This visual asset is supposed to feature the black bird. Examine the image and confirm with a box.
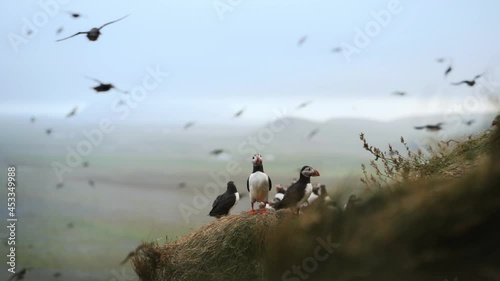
[86,76,128,94]
[30,117,36,123]
[247,154,272,213]
[66,106,78,118]
[209,181,240,218]
[56,27,64,34]
[492,115,500,126]
[414,123,444,132]
[183,122,195,130]
[307,129,319,140]
[392,91,407,96]
[464,119,475,126]
[451,74,483,87]
[120,251,135,265]
[296,101,312,110]
[8,267,32,281]
[444,65,453,77]
[233,108,245,118]
[274,166,320,213]
[210,149,224,156]
[297,35,307,46]
[57,14,129,42]
[344,194,361,212]
[56,182,63,189]
[436,57,446,63]
[46,129,52,135]
[67,11,83,19]
[331,47,343,53]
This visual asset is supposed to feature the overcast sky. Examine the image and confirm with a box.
[1,0,500,124]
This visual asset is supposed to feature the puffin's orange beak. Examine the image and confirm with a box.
[312,169,320,176]
[256,158,262,165]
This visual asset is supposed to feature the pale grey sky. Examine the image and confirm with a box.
[1,0,500,124]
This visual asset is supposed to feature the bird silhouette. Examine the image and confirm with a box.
[296,101,312,110]
[46,129,53,135]
[414,123,444,132]
[210,149,224,156]
[233,108,245,118]
[297,35,307,46]
[56,14,129,42]
[86,76,128,93]
[56,182,63,189]
[444,65,453,77]
[56,27,64,34]
[183,122,195,130]
[308,129,319,140]
[8,267,32,281]
[83,161,89,167]
[53,272,61,278]
[67,11,84,19]
[436,57,446,63]
[451,74,483,87]
[331,47,343,53]
[392,91,407,96]
[30,117,36,123]
[67,222,74,229]
[66,106,78,118]
[88,180,95,187]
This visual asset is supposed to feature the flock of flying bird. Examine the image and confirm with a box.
[209,154,359,218]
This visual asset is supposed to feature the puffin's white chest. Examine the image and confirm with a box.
[229,192,240,213]
[297,183,313,207]
[249,172,270,202]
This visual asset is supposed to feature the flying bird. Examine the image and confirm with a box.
[444,65,453,78]
[297,35,307,46]
[88,180,95,187]
[436,57,446,63]
[210,149,224,156]
[67,222,74,229]
[178,182,186,188]
[120,251,136,265]
[66,106,78,118]
[392,91,407,96]
[233,108,245,118]
[451,74,483,87]
[86,76,128,93]
[247,154,272,213]
[307,129,319,140]
[209,181,240,218]
[67,11,84,19]
[30,117,36,123]
[296,101,312,110]
[82,161,89,167]
[56,14,129,42]
[53,272,61,278]
[46,129,52,135]
[8,267,32,281]
[414,123,444,132]
[273,166,320,213]
[183,122,195,130]
[331,47,343,53]
[56,182,63,189]
[56,27,64,34]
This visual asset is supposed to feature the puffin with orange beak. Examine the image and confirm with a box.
[274,166,320,213]
[247,154,272,213]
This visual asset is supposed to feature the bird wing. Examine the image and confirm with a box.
[212,194,223,208]
[267,176,272,191]
[277,182,304,209]
[474,74,482,80]
[246,177,250,192]
[451,81,467,85]
[99,14,130,30]
[84,76,104,84]
[414,126,425,130]
[209,193,236,216]
[56,31,87,42]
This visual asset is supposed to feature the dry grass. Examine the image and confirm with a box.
[133,127,500,281]
[132,210,293,281]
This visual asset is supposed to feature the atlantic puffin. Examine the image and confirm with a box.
[209,181,240,218]
[247,154,272,213]
[274,166,320,213]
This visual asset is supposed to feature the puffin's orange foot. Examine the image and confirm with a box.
[259,209,267,214]
[248,210,257,214]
